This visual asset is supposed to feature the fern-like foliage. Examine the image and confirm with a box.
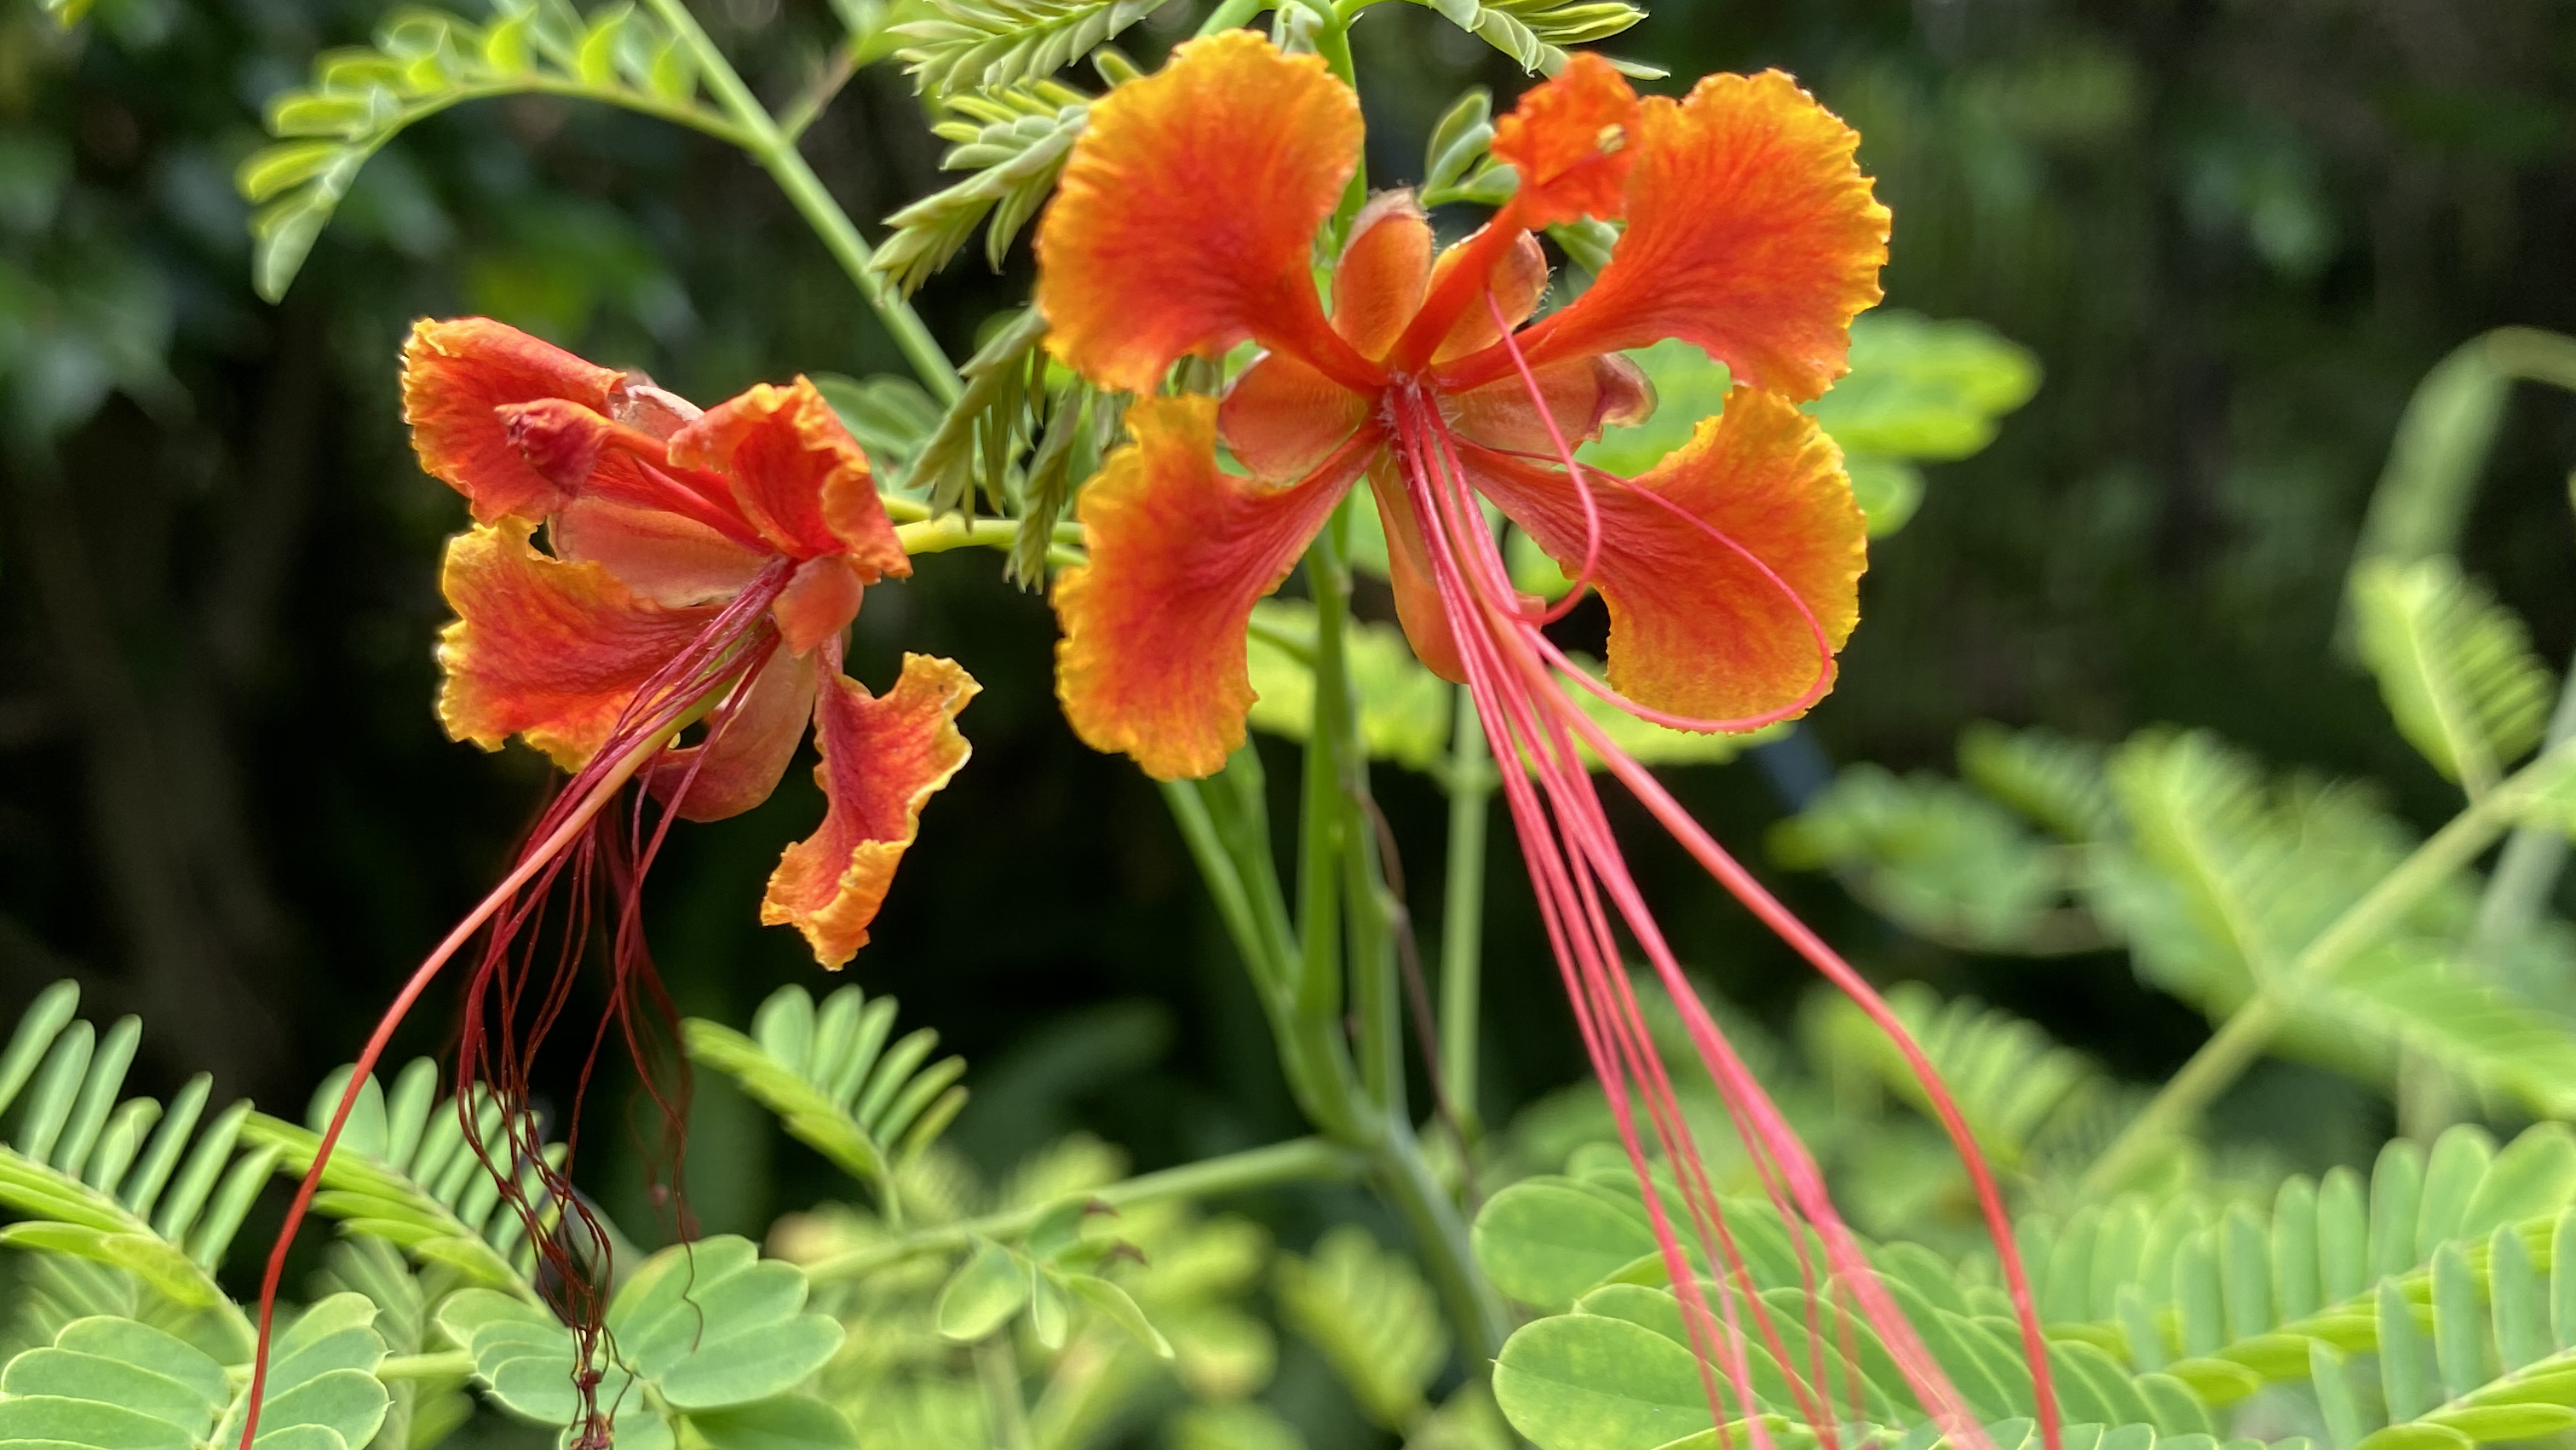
[235,0,738,302]
[871,83,1089,296]
[1278,1225,1449,1430]
[239,1057,574,1298]
[1414,0,1647,75]
[2020,1122,2576,1450]
[684,984,968,1213]
[897,0,1167,95]
[0,981,273,1355]
[2350,556,2556,797]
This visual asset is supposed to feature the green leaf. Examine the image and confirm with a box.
[1245,598,1453,774]
[686,984,967,1204]
[1277,1226,1448,1430]
[1808,313,2042,462]
[896,0,1170,95]
[1068,1273,1174,1358]
[2350,556,2555,792]
[687,1395,861,1450]
[1772,764,2090,954]
[1492,1312,1711,1450]
[1407,0,1647,76]
[1470,1178,1660,1312]
[870,84,1089,296]
[936,1240,1031,1342]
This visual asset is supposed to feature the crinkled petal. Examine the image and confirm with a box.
[1446,352,1653,456]
[552,494,768,607]
[1218,349,1370,480]
[650,646,819,823]
[1034,31,1376,394]
[761,653,977,967]
[403,318,622,523]
[1366,461,1465,682]
[1463,388,1865,722]
[1489,70,1888,402]
[434,518,724,769]
[669,378,907,575]
[1053,395,1362,780]
[1490,54,1641,227]
[497,397,762,549]
[1333,192,1433,360]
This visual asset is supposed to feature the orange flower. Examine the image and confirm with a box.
[1038,33,1884,780]
[405,316,974,966]
[1033,38,2061,1450]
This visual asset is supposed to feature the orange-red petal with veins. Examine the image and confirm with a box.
[1490,54,1640,228]
[1480,70,1888,402]
[1333,192,1433,360]
[1427,230,1548,365]
[1053,395,1362,780]
[1366,462,1466,683]
[761,653,977,967]
[1033,32,1376,394]
[404,318,622,523]
[1446,352,1653,455]
[774,555,867,656]
[669,379,907,576]
[499,397,762,548]
[1463,388,1865,722]
[1218,350,1369,480]
[552,494,768,607]
[434,518,724,770]
[650,646,819,823]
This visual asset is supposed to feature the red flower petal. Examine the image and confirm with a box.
[1463,388,1865,722]
[668,379,907,576]
[1333,191,1433,360]
[1446,352,1652,455]
[403,318,622,523]
[651,646,819,823]
[552,494,768,607]
[762,653,977,967]
[434,518,725,769]
[1423,229,1547,365]
[773,555,868,657]
[1034,32,1376,394]
[1366,463,1466,682]
[1481,70,1888,402]
[1053,396,1361,780]
[1490,54,1641,228]
[1218,350,1371,481]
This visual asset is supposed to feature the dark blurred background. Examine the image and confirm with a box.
[4,0,2574,1243]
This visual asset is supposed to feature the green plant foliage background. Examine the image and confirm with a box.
[6,0,2576,1447]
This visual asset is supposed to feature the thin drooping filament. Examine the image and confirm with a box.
[1389,302,2061,1450]
[235,561,794,1450]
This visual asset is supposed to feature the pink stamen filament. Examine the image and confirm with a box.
[1387,298,2061,1448]
[236,559,794,1450]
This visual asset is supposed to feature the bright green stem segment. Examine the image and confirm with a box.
[808,1136,1360,1280]
[1440,686,1493,1141]
[2084,742,2576,1194]
[639,0,961,403]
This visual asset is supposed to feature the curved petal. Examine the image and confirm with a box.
[1463,388,1865,722]
[403,318,622,523]
[1490,53,1640,228]
[1033,31,1376,394]
[1333,191,1433,360]
[552,494,768,607]
[1425,229,1548,365]
[434,518,724,769]
[1482,70,1889,402]
[650,646,819,824]
[761,653,977,967]
[1446,352,1652,456]
[1366,461,1465,683]
[773,555,867,656]
[670,378,906,575]
[1218,349,1370,480]
[1053,395,1362,780]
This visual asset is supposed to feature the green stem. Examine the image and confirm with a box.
[1304,515,1401,1113]
[807,1136,1360,1280]
[2083,744,2576,1194]
[2468,645,2576,965]
[1439,685,1492,1141]
[974,1336,1036,1450]
[638,0,961,403]
[1309,5,1367,240]
[1371,1108,1510,1367]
